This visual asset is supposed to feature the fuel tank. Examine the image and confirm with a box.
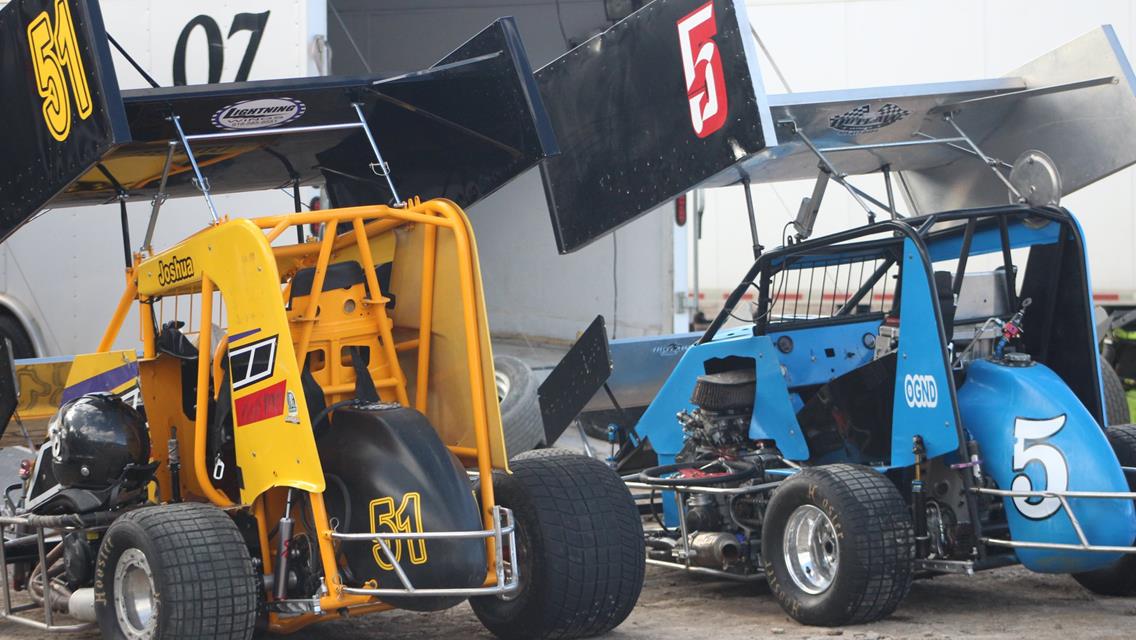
[317,405,486,611]
[958,358,1136,573]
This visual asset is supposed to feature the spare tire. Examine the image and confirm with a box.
[494,355,544,456]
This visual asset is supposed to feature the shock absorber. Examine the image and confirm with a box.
[274,489,296,600]
[167,426,181,503]
[912,436,930,558]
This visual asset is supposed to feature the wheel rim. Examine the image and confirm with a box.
[495,370,511,403]
[783,504,840,595]
[114,548,158,639]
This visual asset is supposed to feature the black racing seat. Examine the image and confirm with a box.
[289,261,396,308]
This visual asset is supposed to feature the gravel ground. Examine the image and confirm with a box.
[1,564,1133,639]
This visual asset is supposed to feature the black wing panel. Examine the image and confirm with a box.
[0,0,128,241]
[536,0,769,253]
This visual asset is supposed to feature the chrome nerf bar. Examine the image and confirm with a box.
[331,506,520,598]
[974,486,1136,554]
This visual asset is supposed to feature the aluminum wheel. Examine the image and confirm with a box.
[783,504,840,595]
[114,548,158,639]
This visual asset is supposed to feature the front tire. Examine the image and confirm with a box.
[1073,424,1136,595]
[470,452,644,639]
[763,464,914,626]
[95,503,258,640]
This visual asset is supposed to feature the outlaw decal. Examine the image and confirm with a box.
[828,103,910,135]
[157,255,195,287]
[676,1,728,138]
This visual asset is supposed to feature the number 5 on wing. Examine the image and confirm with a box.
[27,0,93,142]
[676,1,728,138]
[1011,415,1069,520]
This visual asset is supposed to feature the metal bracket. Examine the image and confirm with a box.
[351,102,404,206]
[170,114,221,224]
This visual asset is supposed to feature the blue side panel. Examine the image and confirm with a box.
[750,337,809,460]
[925,220,1060,263]
[958,359,1135,573]
[635,332,806,459]
[767,319,878,389]
[891,238,960,467]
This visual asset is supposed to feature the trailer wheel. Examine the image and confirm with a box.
[470,452,644,639]
[1073,424,1136,595]
[1102,357,1130,425]
[0,315,34,358]
[763,464,914,626]
[94,503,257,640]
[495,355,545,456]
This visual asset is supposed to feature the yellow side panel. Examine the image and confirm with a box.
[138,219,324,501]
[388,212,509,470]
[62,350,140,406]
[14,359,72,419]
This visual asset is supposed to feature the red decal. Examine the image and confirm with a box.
[677,1,728,138]
[235,380,286,427]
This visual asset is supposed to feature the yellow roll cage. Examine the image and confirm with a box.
[94,197,510,631]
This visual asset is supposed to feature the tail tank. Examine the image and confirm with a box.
[958,358,1135,573]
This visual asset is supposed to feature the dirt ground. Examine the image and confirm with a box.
[1,564,1133,639]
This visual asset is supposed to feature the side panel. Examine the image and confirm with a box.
[958,360,1135,573]
[635,329,805,458]
[137,220,324,500]
[890,237,960,467]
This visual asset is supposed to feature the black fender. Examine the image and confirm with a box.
[317,404,485,611]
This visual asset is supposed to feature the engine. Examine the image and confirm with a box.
[644,368,776,577]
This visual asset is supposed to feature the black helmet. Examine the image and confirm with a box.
[49,393,150,489]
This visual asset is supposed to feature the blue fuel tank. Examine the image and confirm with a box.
[957,358,1135,573]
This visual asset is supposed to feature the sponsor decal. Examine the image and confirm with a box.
[228,335,278,391]
[829,103,910,135]
[1011,415,1068,520]
[234,379,286,427]
[211,97,305,130]
[285,389,299,424]
[157,255,195,287]
[652,341,692,357]
[676,1,728,138]
[903,374,938,409]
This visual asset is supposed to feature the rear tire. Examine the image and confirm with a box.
[470,452,644,639]
[95,503,258,640]
[495,355,544,456]
[1073,424,1136,595]
[763,464,914,626]
[1102,357,1130,425]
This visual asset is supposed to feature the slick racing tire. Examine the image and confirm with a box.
[95,503,258,640]
[1102,357,1130,425]
[495,355,545,456]
[471,452,644,639]
[1073,424,1136,596]
[763,464,914,626]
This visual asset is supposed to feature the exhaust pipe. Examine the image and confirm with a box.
[688,532,741,569]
